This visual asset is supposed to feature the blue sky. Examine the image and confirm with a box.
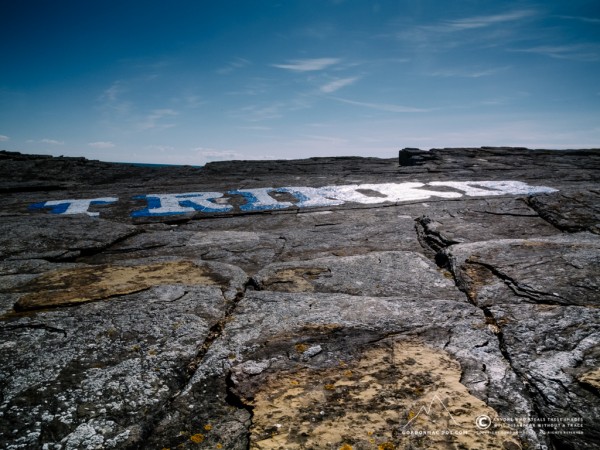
[1,0,599,164]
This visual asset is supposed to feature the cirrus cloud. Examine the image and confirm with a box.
[320,77,360,93]
[272,57,341,72]
[88,141,115,149]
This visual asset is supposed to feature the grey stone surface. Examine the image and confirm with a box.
[443,232,600,449]
[0,215,136,261]
[144,291,539,449]
[0,285,228,449]
[0,147,599,449]
[444,233,600,308]
[253,251,463,300]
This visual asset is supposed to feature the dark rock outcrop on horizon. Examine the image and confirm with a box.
[0,147,599,450]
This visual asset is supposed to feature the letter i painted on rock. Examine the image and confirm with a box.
[29,198,118,216]
[131,192,233,217]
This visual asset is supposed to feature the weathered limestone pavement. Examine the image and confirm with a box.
[0,147,598,450]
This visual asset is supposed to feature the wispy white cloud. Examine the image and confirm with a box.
[272,57,341,72]
[0,134,9,142]
[27,138,65,145]
[320,76,360,93]
[557,15,600,25]
[138,109,178,130]
[217,57,251,75]
[88,141,115,149]
[427,66,509,78]
[238,126,272,131]
[99,80,132,115]
[184,95,204,108]
[300,23,337,39]
[392,9,538,51]
[231,103,284,122]
[514,44,600,62]
[440,9,537,31]
[331,97,430,113]
[145,145,176,152]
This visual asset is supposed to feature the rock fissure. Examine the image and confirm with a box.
[135,287,250,449]
[0,322,68,337]
[467,259,568,305]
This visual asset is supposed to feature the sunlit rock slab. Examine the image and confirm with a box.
[144,291,540,449]
[253,251,463,301]
[0,285,228,449]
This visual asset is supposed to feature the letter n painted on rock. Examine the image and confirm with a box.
[29,198,118,216]
[131,192,233,217]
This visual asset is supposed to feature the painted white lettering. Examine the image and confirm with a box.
[428,181,558,196]
[28,180,559,218]
[132,192,232,217]
[319,185,387,204]
[276,186,345,208]
[229,188,293,211]
[29,198,118,216]
[359,183,463,202]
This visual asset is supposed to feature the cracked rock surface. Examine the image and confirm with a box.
[0,147,599,449]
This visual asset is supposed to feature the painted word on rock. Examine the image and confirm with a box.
[30,180,558,218]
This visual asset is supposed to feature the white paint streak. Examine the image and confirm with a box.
[31,180,558,217]
[40,198,118,216]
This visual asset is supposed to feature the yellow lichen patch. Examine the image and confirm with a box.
[578,368,600,390]
[295,343,309,354]
[13,260,221,310]
[204,424,213,431]
[378,442,395,450]
[248,341,522,450]
[260,267,329,293]
[190,433,205,444]
[339,445,353,450]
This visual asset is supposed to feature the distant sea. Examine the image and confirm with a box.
[111,162,203,168]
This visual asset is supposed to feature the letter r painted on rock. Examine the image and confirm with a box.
[131,192,233,217]
[29,198,118,216]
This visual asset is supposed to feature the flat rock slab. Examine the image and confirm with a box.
[143,291,539,449]
[253,251,463,300]
[415,197,560,253]
[528,189,600,234]
[445,232,600,308]
[0,215,136,261]
[9,258,248,311]
[0,285,229,449]
[444,232,600,448]
[490,303,600,450]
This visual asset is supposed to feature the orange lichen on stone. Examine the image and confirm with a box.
[295,343,309,353]
[13,260,221,310]
[260,267,330,293]
[204,424,213,431]
[248,340,522,450]
[378,442,395,450]
[190,433,205,444]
